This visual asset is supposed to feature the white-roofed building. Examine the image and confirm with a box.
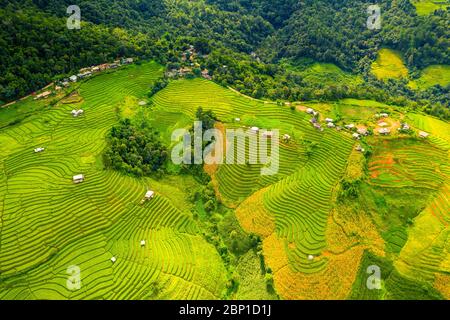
[345,124,355,130]
[73,174,85,184]
[71,109,84,117]
[250,127,259,133]
[378,128,391,135]
[357,128,368,136]
[145,190,155,200]
[419,131,429,138]
[34,147,45,153]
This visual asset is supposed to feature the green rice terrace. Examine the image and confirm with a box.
[0,62,449,300]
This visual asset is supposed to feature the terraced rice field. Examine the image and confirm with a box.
[368,138,447,189]
[0,62,227,299]
[412,0,449,15]
[371,49,409,80]
[152,78,360,297]
[408,65,450,90]
[1,70,449,300]
[284,61,363,87]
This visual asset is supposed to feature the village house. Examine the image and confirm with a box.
[122,58,134,64]
[419,131,429,138]
[250,127,260,134]
[355,145,365,152]
[73,174,85,184]
[71,109,84,117]
[69,75,78,82]
[314,123,323,131]
[327,122,335,128]
[141,190,155,205]
[201,69,212,80]
[352,133,361,140]
[145,190,155,200]
[77,71,92,79]
[376,113,389,118]
[234,118,241,122]
[34,147,45,153]
[325,118,334,123]
[378,128,391,135]
[306,108,315,114]
[378,122,388,127]
[111,257,117,263]
[283,134,291,141]
[345,124,355,130]
[98,64,109,71]
[178,67,192,75]
[140,240,146,247]
[357,128,368,136]
[34,91,52,100]
[399,123,410,131]
[91,66,100,72]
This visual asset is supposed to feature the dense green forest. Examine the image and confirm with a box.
[0,0,448,118]
[103,118,168,177]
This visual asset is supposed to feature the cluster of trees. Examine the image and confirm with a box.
[339,178,362,200]
[176,107,219,213]
[180,107,218,181]
[103,119,168,177]
[148,78,168,97]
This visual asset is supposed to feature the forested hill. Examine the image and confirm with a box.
[0,0,448,118]
[260,0,449,72]
[0,0,271,101]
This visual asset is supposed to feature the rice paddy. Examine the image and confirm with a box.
[1,63,449,300]
[371,49,409,80]
[408,65,450,90]
[0,62,227,299]
[412,0,449,15]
